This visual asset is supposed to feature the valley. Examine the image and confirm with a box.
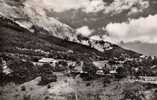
[0,1,157,99]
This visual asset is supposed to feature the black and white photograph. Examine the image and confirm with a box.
[1,0,157,100]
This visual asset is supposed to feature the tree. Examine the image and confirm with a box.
[153,56,157,65]
[9,60,38,84]
[115,67,127,80]
[39,63,57,85]
[54,61,68,72]
[103,64,110,74]
[82,62,97,80]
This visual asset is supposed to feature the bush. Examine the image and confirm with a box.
[47,84,51,89]
[23,94,31,100]
[39,74,57,85]
[86,83,91,86]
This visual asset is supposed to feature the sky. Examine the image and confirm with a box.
[105,15,157,43]
[24,0,149,14]
[1,0,157,44]
[24,0,105,13]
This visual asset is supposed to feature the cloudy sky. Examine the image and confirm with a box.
[24,0,149,14]
[23,0,157,43]
[1,0,157,44]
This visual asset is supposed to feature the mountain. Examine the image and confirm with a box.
[0,16,142,86]
[0,0,142,61]
[120,41,157,56]
[77,35,141,59]
[0,16,103,62]
[0,0,78,42]
[0,16,141,63]
[1,1,157,100]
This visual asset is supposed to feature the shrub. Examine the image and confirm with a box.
[47,84,51,89]
[86,83,91,87]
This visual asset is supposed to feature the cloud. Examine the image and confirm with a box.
[104,0,149,15]
[105,14,157,43]
[2,0,150,18]
[83,0,105,13]
[102,35,117,43]
[76,26,93,37]
[23,0,105,13]
[89,35,117,44]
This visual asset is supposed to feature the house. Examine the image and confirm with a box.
[96,70,105,75]
[38,58,58,66]
[39,58,56,63]
[32,62,44,66]
[109,70,117,74]
[93,60,111,75]
[67,61,76,67]
[93,60,110,70]
[71,61,87,74]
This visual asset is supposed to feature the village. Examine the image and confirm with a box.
[2,56,157,100]
[32,57,119,76]
[1,55,157,84]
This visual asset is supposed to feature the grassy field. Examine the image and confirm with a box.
[1,72,157,100]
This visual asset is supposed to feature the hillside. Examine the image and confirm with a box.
[0,16,104,62]
[0,0,141,60]
[0,16,141,63]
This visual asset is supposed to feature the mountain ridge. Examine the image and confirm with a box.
[120,41,157,56]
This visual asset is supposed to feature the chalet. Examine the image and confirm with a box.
[93,60,110,70]
[93,60,111,75]
[39,58,56,63]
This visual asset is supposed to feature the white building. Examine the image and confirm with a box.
[38,58,58,66]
